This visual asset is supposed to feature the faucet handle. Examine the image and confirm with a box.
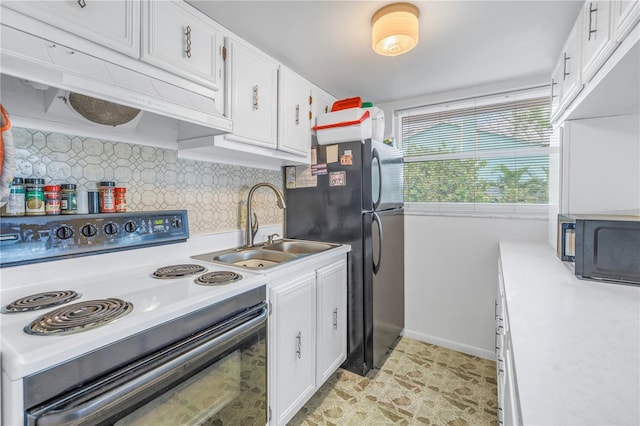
[267,233,280,245]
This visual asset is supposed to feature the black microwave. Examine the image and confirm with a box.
[557,214,640,285]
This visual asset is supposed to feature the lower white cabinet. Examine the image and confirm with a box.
[316,261,348,385]
[496,258,522,426]
[269,257,347,425]
[271,272,317,426]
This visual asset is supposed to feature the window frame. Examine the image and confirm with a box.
[395,86,555,219]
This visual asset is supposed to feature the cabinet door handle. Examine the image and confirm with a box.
[185,25,192,58]
[588,3,598,41]
[551,79,558,98]
[333,308,338,330]
[563,53,570,80]
[77,0,86,8]
[253,85,259,110]
[295,104,300,125]
[296,331,302,359]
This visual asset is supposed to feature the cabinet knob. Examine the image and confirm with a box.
[77,0,86,8]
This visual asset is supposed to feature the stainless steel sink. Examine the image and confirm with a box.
[262,240,334,255]
[191,239,338,270]
[214,249,296,265]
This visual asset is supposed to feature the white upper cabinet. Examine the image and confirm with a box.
[311,85,337,126]
[2,0,140,58]
[141,1,223,90]
[559,12,584,110]
[581,1,616,83]
[223,37,278,149]
[550,60,564,118]
[612,0,640,42]
[278,66,312,156]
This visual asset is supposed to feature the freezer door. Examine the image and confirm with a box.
[367,139,404,212]
[371,208,404,369]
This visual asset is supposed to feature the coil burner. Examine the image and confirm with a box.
[2,290,81,314]
[25,298,133,336]
[195,271,243,286]
[152,264,207,279]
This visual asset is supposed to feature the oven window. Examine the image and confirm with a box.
[116,334,266,426]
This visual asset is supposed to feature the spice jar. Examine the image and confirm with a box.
[44,185,62,215]
[115,187,127,213]
[99,181,116,213]
[25,178,46,216]
[1,177,25,216]
[61,183,77,214]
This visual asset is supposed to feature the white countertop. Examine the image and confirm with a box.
[499,241,640,426]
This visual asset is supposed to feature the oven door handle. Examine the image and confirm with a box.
[33,305,268,426]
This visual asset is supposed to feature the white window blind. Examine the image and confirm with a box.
[396,88,553,217]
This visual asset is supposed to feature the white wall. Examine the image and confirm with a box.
[562,114,640,215]
[403,214,548,359]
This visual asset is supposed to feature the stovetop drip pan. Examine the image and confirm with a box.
[25,298,133,336]
[2,290,81,314]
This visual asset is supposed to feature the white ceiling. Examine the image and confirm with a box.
[187,1,583,104]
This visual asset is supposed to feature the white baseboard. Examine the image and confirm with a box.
[401,329,496,361]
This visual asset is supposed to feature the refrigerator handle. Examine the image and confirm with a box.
[372,212,383,275]
[372,148,382,211]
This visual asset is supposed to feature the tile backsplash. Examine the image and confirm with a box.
[12,127,283,235]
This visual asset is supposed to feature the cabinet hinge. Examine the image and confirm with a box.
[222,46,227,61]
[268,301,272,315]
[268,407,272,421]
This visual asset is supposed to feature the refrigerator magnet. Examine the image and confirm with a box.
[311,164,328,176]
[329,171,346,187]
[340,150,353,166]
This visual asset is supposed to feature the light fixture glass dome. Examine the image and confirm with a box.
[372,3,419,57]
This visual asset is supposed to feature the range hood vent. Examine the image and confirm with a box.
[0,25,232,147]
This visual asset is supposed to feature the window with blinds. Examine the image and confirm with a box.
[397,88,553,215]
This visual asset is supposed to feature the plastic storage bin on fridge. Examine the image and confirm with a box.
[313,108,372,145]
[363,106,385,142]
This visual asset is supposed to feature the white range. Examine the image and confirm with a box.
[1,210,269,426]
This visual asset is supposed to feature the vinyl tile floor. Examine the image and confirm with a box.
[288,337,498,426]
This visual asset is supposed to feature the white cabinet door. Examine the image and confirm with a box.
[311,85,336,127]
[612,0,640,42]
[581,1,615,82]
[550,60,563,119]
[278,66,312,156]
[141,1,223,90]
[559,12,584,110]
[223,37,278,149]
[315,260,347,386]
[271,273,316,426]
[2,0,140,58]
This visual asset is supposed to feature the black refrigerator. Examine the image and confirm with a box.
[284,138,404,376]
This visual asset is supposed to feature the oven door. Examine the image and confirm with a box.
[27,304,267,426]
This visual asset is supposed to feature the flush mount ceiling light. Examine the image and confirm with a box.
[372,2,420,57]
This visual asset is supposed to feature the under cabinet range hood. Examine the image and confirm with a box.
[0,25,232,147]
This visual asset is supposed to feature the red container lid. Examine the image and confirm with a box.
[44,185,61,191]
[115,187,126,192]
[331,97,362,112]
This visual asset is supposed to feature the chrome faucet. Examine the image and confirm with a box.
[245,182,286,247]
